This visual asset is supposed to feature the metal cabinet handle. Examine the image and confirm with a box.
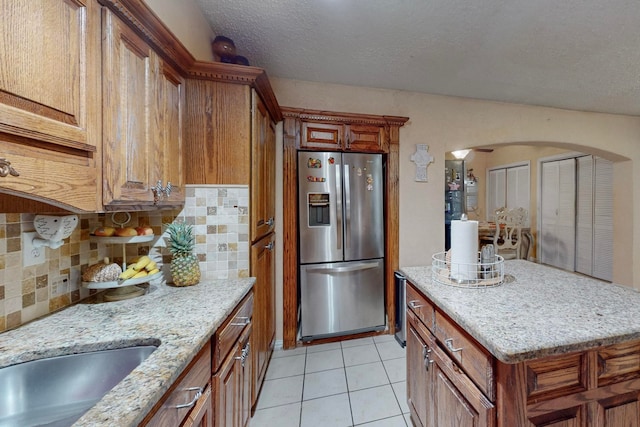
[174,386,203,409]
[266,217,274,226]
[0,158,19,177]
[235,342,251,367]
[230,316,250,326]
[408,300,423,309]
[445,338,463,353]
[265,242,274,250]
[151,180,172,204]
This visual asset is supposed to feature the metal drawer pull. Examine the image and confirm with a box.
[235,343,251,367]
[230,316,250,326]
[265,242,274,250]
[266,217,274,226]
[445,338,463,353]
[175,386,203,409]
[408,300,423,309]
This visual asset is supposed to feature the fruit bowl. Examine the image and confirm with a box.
[89,235,155,244]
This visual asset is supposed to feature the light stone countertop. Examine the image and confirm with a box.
[0,278,254,427]
[401,260,640,364]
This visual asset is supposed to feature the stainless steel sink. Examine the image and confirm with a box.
[0,345,157,427]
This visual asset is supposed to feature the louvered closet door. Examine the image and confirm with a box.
[540,159,576,271]
[487,169,505,220]
[593,158,613,281]
[506,165,530,225]
[575,156,594,276]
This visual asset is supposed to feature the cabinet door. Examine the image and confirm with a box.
[346,124,385,152]
[0,0,100,151]
[154,61,185,206]
[251,232,276,408]
[429,334,495,427]
[251,94,275,241]
[301,121,344,150]
[407,313,432,427]
[102,8,157,206]
[215,343,240,427]
[238,326,253,427]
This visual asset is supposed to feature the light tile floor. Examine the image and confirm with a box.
[251,335,411,427]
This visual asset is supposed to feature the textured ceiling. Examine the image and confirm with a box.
[196,0,640,116]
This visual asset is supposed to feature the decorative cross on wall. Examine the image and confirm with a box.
[410,144,434,182]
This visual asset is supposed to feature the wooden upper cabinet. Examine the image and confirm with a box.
[184,62,281,241]
[301,122,343,150]
[0,0,100,152]
[154,62,185,206]
[251,95,276,240]
[347,124,386,152]
[300,121,385,152]
[102,8,157,207]
[289,109,407,154]
[0,0,100,212]
[101,7,185,209]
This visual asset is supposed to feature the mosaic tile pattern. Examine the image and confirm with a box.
[0,185,249,332]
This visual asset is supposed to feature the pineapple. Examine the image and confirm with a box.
[165,221,201,286]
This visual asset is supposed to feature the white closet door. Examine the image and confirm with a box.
[593,157,613,281]
[540,159,576,271]
[575,156,593,276]
[506,165,530,225]
[487,169,506,220]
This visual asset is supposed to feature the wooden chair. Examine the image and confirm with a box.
[493,208,527,260]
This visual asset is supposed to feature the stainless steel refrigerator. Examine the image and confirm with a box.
[298,151,386,340]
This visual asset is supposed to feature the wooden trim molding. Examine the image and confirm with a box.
[281,108,409,349]
[281,107,408,127]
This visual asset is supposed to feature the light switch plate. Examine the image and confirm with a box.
[23,231,46,267]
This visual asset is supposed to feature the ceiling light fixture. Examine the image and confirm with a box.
[451,149,471,159]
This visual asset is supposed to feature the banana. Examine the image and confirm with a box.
[133,256,152,271]
[144,260,157,272]
[119,268,137,280]
[147,268,160,276]
[132,270,148,279]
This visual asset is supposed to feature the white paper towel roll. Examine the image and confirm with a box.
[451,220,478,281]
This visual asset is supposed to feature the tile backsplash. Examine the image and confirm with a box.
[0,185,249,332]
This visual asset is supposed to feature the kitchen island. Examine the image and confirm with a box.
[401,260,640,427]
[0,278,254,426]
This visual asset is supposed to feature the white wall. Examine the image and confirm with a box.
[144,0,215,61]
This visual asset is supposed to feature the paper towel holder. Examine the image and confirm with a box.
[32,214,79,249]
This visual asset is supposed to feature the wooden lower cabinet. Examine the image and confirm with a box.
[214,324,252,427]
[212,291,254,427]
[143,343,212,426]
[251,232,276,409]
[407,309,494,427]
[406,281,640,427]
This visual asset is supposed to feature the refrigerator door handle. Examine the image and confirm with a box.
[344,164,351,250]
[335,160,343,251]
[304,261,380,274]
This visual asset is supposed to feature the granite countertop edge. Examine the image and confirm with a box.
[401,260,640,364]
[0,277,255,427]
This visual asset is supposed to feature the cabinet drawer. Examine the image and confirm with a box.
[213,291,254,372]
[434,310,494,399]
[406,283,434,333]
[597,340,640,387]
[525,352,587,403]
[144,342,211,426]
